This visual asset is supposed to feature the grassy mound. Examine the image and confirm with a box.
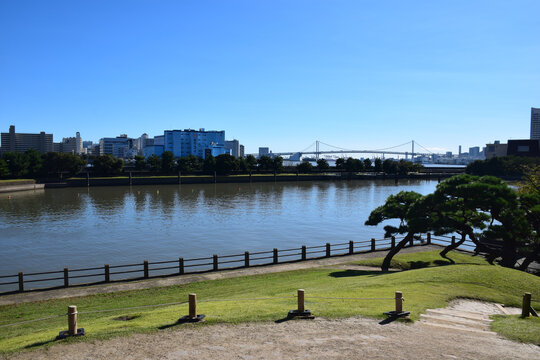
[0,251,538,354]
[352,250,488,270]
[491,315,540,345]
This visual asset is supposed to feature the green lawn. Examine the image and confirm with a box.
[491,315,540,344]
[0,250,538,354]
[0,179,35,184]
[353,250,489,270]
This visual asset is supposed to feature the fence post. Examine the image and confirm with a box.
[371,238,376,252]
[179,257,184,275]
[522,292,532,318]
[273,248,278,264]
[391,236,395,249]
[427,232,431,245]
[64,267,69,288]
[249,170,252,183]
[395,291,403,313]
[178,171,181,184]
[213,254,218,271]
[451,236,456,245]
[104,264,110,283]
[326,243,331,257]
[301,246,306,260]
[349,240,354,255]
[18,272,24,292]
[68,305,78,336]
[298,289,305,313]
[144,261,149,279]
[189,293,197,319]
[214,171,217,183]
[244,251,250,267]
[129,171,132,185]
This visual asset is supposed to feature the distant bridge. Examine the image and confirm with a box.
[252,140,442,160]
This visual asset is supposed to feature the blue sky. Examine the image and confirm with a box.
[1,0,539,154]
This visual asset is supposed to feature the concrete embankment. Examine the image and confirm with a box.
[0,180,44,193]
[57,172,461,188]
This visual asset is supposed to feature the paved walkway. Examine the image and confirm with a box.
[0,245,441,305]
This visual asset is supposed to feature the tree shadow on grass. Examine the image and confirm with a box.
[24,338,59,349]
[329,270,389,278]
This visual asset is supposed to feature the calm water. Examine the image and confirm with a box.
[0,180,438,277]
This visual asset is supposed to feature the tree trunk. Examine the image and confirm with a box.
[440,233,466,259]
[381,232,414,272]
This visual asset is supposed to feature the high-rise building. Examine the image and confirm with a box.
[225,139,240,157]
[0,125,53,154]
[75,132,82,154]
[259,147,270,157]
[99,135,134,158]
[240,144,245,158]
[531,107,540,140]
[143,129,227,159]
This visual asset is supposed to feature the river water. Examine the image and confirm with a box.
[0,180,438,279]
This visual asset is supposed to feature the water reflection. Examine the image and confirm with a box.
[0,180,437,274]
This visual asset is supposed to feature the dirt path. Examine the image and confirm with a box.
[5,315,538,360]
[0,245,438,306]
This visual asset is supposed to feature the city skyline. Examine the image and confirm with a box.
[1,1,539,154]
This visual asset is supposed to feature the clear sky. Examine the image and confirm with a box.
[1,0,539,154]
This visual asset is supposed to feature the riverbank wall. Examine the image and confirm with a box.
[0,180,45,193]
[51,172,461,188]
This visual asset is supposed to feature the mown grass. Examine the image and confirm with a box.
[353,250,488,270]
[0,179,35,184]
[491,315,540,345]
[0,251,538,354]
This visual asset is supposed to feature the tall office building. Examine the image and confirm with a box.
[0,125,53,154]
[225,139,240,157]
[144,129,228,159]
[531,107,540,140]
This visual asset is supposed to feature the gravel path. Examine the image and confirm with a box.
[5,315,539,360]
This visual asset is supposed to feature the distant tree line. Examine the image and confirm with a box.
[0,150,86,179]
[0,149,423,179]
[466,156,540,177]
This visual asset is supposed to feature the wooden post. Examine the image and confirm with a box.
[522,292,532,318]
[104,265,110,283]
[189,293,197,319]
[68,305,78,336]
[213,254,218,271]
[249,170,252,183]
[129,171,132,185]
[213,171,217,183]
[326,243,331,257]
[273,248,278,264]
[86,172,90,187]
[179,257,184,275]
[395,291,403,313]
[391,236,396,249]
[297,289,305,313]
[144,261,149,279]
[18,272,24,292]
[178,171,181,184]
[301,246,306,260]
[427,232,431,245]
[64,268,69,288]
[296,171,299,181]
[244,251,250,267]
[371,238,376,252]
[349,240,354,255]
[274,170,277,182]
[451,236,456,245]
